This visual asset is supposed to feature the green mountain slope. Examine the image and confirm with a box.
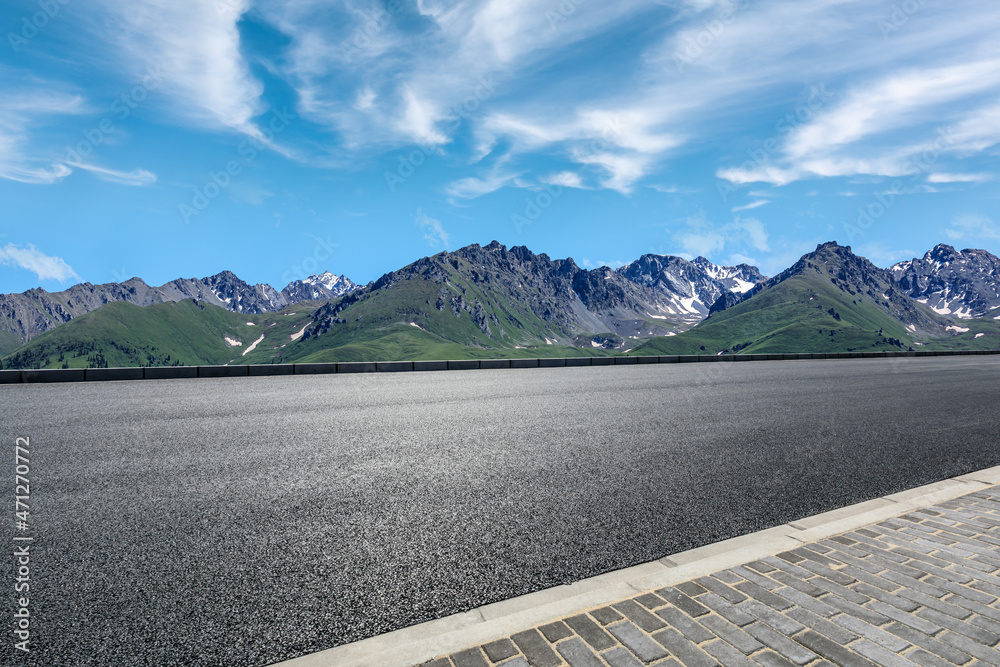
[1,300,316,369]
[630,242,978,356]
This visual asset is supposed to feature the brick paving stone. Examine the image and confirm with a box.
[733,581,794,610]
[730,565,781,590]
[767,572,828,599]
[600,647,645,667]
[654,605,714,643]
[590,607,624,626]
[701,639,757,667]
[926,576,997,605]
[851,638,918,667]
[884,621,973,664]
[696,576,748,604]
[939,631,1000,663]
[498,659,530,667]
[698,614,764,654]
[868,600,942,635]
[612,599,667,633]
[483,638,520,663]
[538,621,574,643]
[785,608,857,645]
[675,581,708,597]
[555,637,604,667]
[793,629,876,666]
[510,629,562,667]
[650,627,716,667]
[806,573,872,604]
[751,651,798,667]
[607,620,669,663]
[698,593,755,626]
[715,569,743,584]
[851,581,921,612]
[422,660,453,667]
[965,613,1000,637]
[791,546,844,570]
[452,648,490,667]
[816,591,892,626]
[746,560,776,574]
[906,648,963,667]
[902,589,975,620]
[656,587,710,618]
[916,607,1000,644]
[880,569,951,598]
[738,601,804,636]
[743,623,817,665]
[564,614,617,651]
[830,614,910,652]
[634,593,665,610]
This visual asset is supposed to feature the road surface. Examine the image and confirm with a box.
[2,357,998,666]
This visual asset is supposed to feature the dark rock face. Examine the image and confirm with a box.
[891,244,1000,319]
[304,241,766,344]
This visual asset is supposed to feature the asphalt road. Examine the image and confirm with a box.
[3,357,999,666]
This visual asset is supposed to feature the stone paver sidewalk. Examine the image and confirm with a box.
[418,487,1000,667]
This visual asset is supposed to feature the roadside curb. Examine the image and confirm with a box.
[1,349,997,384]
[271,464,1000,667]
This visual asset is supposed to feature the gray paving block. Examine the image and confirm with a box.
[498,659,530,667]
[538,621,573,642]
[793,629,874,667]
[734,581,794,610]
[612,599,666,632]
[884,622,973,665]
[739,600,803,635]
[752,651,798,667]
[654,605,713,643]
[510,629,561,667]
[698,592,755,626]
[832,614,910,652]
[786,608,857,645]
[938,631,1000,664]
[674,581,708,597]
[482,638,519,663]
[656,587,710,617]
[564,614,616,650]
[699,614,763,654]
[554,637,604,667]
[696,576,747,604]
[452,647,489,667]
[600,647,644,667]
[650,627,714,667]
[744,623,818,665]
[702,639,758,667]
[589,607,623,625]
[634,592,664,609]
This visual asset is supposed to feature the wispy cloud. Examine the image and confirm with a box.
[0,87,86,185]
[71,163,157,186]
[732,199,770,212]
[415,209,451,249]
[0,243,80,282]
[946,214,1000,241]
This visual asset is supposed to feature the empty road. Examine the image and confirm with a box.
[2,357,999,666]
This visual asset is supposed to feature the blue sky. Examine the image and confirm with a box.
[1,0,998,294]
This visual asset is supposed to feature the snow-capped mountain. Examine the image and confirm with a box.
[281,272,359,302]
[617,254,767,323]
[890,244,1000,319]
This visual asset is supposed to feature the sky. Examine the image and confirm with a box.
[1,0,998,294]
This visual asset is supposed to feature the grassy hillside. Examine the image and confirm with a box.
[1,300,316,369]
[630,271,920,356]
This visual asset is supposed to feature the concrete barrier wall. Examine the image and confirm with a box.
[1,349,997,384]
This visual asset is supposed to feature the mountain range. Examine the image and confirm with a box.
[1,241,998,369]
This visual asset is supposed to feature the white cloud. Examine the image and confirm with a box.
[927,172,993,184]
[543,171,585,189]
[71,163,157,186]
[673,213,771,259]
[945,214,1000,241]
[97,0,263,135]
[415,209,451,249]
[732,200,770,212]
[445,171,519,200]
[0,88,86,185]
[0,243,80,282]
